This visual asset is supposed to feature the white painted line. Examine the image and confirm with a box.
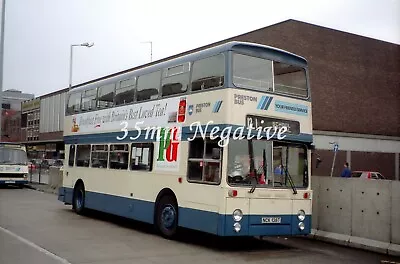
[0,225,72,264]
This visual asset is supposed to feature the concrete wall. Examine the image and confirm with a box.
[311,176,400,255]
[48,167,63,190]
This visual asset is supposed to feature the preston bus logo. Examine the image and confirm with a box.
[157,127,180,162]
[212,100,223,113]
[256,96,273,111]
[188,105,193,115]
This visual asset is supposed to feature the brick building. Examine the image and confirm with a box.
[218,19,400,180]
[1,89,34,142]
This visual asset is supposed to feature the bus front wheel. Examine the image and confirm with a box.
[156,195,178,239]
[73,183,86,215]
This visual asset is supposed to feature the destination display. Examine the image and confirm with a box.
[245,115,300,135]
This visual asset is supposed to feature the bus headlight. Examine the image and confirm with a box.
[298,222,305,231]
[233,222,241,232]
[233,209,243,222]
[297,209,305,221]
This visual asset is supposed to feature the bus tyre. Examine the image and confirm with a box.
[73,183,85,215]
[156,196,178,239]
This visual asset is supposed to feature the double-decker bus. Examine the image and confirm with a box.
[0,142,29,187]
[58,41,313,238]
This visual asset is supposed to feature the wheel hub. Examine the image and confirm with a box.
[161,205,176,229]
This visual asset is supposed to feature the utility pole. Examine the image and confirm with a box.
[0,0,6,140]
[141,41,153,62]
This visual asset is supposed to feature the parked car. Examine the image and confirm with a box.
[351,171,386,180]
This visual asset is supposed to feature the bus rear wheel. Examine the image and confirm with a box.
[73,183,86,215]
[156,195,178,239]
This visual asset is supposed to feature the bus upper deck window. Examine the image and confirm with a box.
[115,78,136,105]
[233,53,273,92]
[97,83,116,109]
[137,71,161,101]
[191,54,225,91]
[273,61,308,98]
[81,88,97,111]
[161,63,189,97]
[67,93,82,114]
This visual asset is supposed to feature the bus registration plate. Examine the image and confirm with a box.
[5,181,15,184]
[261,217,281,224]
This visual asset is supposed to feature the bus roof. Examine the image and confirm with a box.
[68,41,308,94]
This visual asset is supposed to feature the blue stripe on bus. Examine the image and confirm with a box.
[64,124,313,144]
[264,97,273,110]
[58,187,311,236]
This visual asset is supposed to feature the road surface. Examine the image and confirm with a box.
[0,186,399,264]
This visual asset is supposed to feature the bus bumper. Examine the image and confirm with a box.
[0,180,28,185]
[58,187,73,205]
[222,214,311,236]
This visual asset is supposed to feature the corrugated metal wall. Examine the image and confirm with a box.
[39,92,66,133]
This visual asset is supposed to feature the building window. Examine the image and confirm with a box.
[137,71,160,101]
[187,137,222,184]
[97,83,115,109]
[161,63,190,97]
[115,78,135,106]
[191,54,225,91]
[68,145,75,166]
[91,145,108,168]
[1,103,10,109]
[130,143,153,171]
[76,145,90,167]
[109,144,129,170]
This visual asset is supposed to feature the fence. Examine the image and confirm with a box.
[311,176,400,256]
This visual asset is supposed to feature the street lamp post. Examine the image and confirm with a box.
[69,42,94,90]
[0,0,6,139]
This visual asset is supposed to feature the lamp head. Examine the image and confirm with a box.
[81,42,94,47]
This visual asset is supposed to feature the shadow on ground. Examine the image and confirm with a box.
[60,206,295,253]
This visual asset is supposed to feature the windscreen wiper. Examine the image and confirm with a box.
[283,165,297,194]
[248,139,257,193]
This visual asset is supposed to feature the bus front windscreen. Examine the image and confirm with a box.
[227,139,308,189]
[0,148,28,165]
[232,53,308,98]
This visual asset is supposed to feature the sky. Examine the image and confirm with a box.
[2,0,400,97]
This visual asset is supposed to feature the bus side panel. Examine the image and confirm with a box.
[178,207,220,235]
[84,191,155,224]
